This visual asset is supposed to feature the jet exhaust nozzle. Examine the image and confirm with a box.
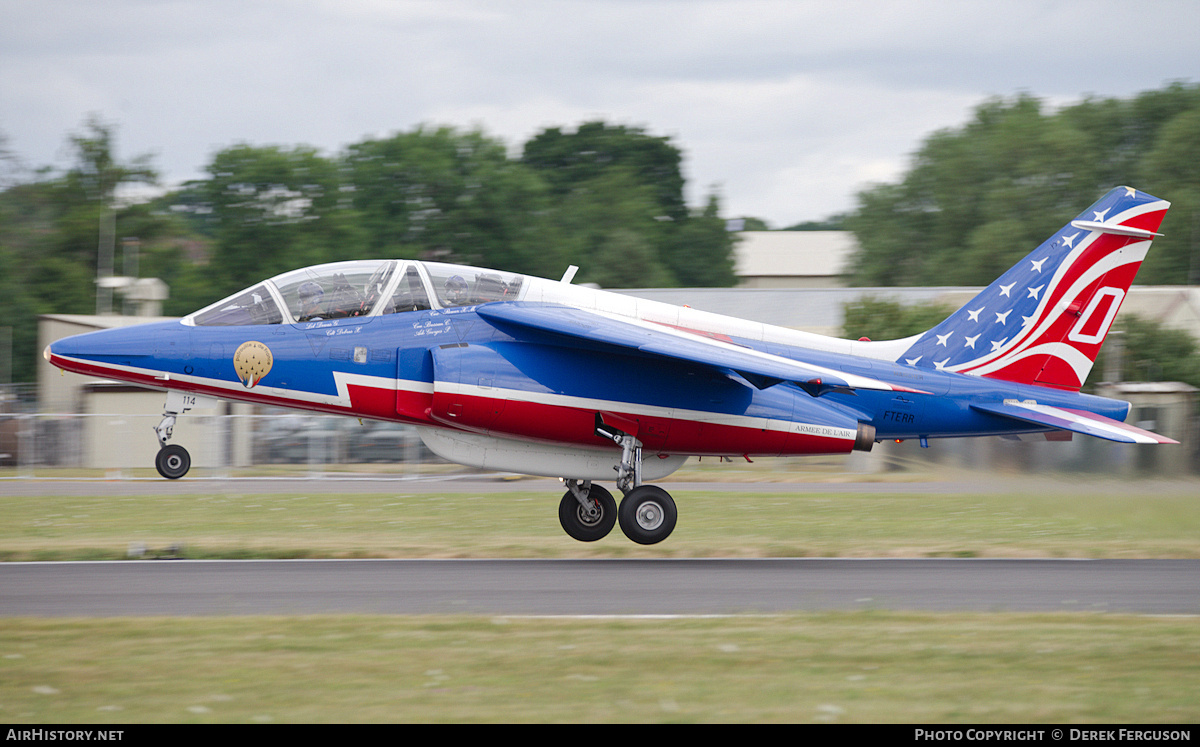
[854,422,876,452]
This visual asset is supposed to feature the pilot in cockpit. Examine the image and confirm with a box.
[445,275,469,306]
[298,281,325,321]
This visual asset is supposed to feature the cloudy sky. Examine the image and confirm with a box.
[1,0,1196,227]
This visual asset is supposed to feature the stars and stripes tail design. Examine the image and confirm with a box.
[897,186,1170,391]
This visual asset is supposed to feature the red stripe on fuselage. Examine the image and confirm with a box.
[430,390,855,457]
[51,355,856,456]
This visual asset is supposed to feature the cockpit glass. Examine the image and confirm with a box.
[423,261,524,307]
[187,259,526,325]
[191,284,283,326]
[383,265,432,314]
[272,260,395,322]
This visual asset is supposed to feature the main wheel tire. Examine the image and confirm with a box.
[618,485,677,545]
[155,444,191,480]
[558,484,617,542]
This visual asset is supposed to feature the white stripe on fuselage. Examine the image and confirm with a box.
[432,379,857,441]
[55,355,856,442]
[56,354,424,410]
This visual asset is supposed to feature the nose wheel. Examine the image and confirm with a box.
[155,444,191,480]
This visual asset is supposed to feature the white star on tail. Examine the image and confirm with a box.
[936,332,952,346]
[1030,258,1046,272]
[964,334,979,349]
[1027,284,1044,299]
[990,337,1008,352]
[967,307,982,322]
[996,310,1011,325]
[999,283,1014,297]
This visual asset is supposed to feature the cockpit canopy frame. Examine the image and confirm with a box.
[184,260,527,327]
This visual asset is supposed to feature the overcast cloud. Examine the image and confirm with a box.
[1,0,1196,227]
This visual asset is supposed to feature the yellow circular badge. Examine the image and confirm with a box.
[233,341,273,388]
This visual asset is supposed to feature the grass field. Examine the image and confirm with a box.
[2,478,1199,560]
[2,613,1198,723]
[2,469,1198,723]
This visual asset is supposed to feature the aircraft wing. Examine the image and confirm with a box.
[477,302,925,396]
[971,401,1177,444]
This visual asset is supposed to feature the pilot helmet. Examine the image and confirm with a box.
[445,275,468,303]
[298,281,323,308]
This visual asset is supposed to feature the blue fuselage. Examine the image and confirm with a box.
[49,303,1129,458]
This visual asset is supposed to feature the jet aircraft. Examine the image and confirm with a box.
[46,186,1176,544]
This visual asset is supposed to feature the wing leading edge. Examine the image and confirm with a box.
[477,302,926,397]
[971,401,1177,444]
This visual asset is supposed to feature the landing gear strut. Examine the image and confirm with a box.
[556,418,679,545]
[154,391,197,479]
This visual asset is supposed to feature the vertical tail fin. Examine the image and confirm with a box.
[898,187,1170,390]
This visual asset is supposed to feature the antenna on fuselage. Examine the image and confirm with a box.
[560,265,579,284]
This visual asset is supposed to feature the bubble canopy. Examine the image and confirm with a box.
[184,260,527,326]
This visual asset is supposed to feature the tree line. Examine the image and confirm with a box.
[846,82,1200,286]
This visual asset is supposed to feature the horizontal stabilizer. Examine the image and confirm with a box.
[971,401,1177,444]
[478,302,925,396]
[1069,219,1162,238]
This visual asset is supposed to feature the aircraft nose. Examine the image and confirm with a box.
[45,320,186,376]
[48,327,136,361]
[46,332,89,363]
[45,331,102,379]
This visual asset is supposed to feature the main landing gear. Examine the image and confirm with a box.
[557,424,679,545]
[153,391,198,479]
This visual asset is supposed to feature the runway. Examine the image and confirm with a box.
[2,558,1197,617]
[0,475,985,496]
[4,474,1192,497]
[5,476,1197,618]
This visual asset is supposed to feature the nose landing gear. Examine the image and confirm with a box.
[153,391,198,479]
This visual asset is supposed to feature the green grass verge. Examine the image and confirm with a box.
[2,486,1199,560]
[2,612,1198,723]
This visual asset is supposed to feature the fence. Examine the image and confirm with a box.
[0,412,444,478]
[2,408,1197,479]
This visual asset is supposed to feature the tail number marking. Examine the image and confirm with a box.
[1067,287,1124,345]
